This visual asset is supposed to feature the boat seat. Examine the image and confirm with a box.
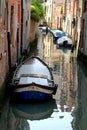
[20,74,48,79]
[19,76,49,86]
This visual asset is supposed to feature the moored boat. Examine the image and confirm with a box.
[11,56,58,101]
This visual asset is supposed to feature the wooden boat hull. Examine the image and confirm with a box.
[13,91,50,101]
[12,84,57,101]
[11,56,58,101]
[12,82,57,101]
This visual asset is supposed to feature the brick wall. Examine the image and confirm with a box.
[0,20,8,86]
[8,0,21,65]
[52,3,63,29]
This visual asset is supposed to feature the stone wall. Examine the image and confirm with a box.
[29,19,37,43]
[0,1,8,86]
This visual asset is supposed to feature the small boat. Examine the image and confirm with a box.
[11,56,58,101]
[50,29,66,44]
[56,36,72,48]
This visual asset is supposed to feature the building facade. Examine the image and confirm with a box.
[22,0,30,51]
[0,0,8,86]
[7,0,22,65]
[0,0,31,88]
[45,0,53,27]
[52,0,65,30]
[78,0,87,61]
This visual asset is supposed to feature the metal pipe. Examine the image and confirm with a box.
[16,28,19,64]
[21,0,23,55]
[7,32,11,77]
[6,0,12,78]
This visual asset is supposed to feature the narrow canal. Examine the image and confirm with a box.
[0,30,87,130]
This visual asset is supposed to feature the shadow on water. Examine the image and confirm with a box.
[42,32,79,129]
[0,98,57,130]
[72,59,87,130]
[56,46,72,54]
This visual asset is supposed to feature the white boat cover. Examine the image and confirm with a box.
[16,64,51,79]
[19,77,49,86]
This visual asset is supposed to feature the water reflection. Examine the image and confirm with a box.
[11,99,57,120]
[43,33,78,105]
[0,101,30,130]
[0,32,80,130]
[42,32,78,130]
[28,104,74,130]
[72,60,87,130]
[0,99,57,130]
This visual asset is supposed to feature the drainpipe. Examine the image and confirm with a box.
[21,0,23,55]
[63,0,67,32]
[51,0,53,27]
[6,0,12,78]
[16,28,19,64]
[64,0,67,20]
[7,32,11,77]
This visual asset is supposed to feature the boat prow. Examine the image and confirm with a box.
[11,56,58,101]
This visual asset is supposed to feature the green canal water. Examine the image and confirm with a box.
[0,31,87,130]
